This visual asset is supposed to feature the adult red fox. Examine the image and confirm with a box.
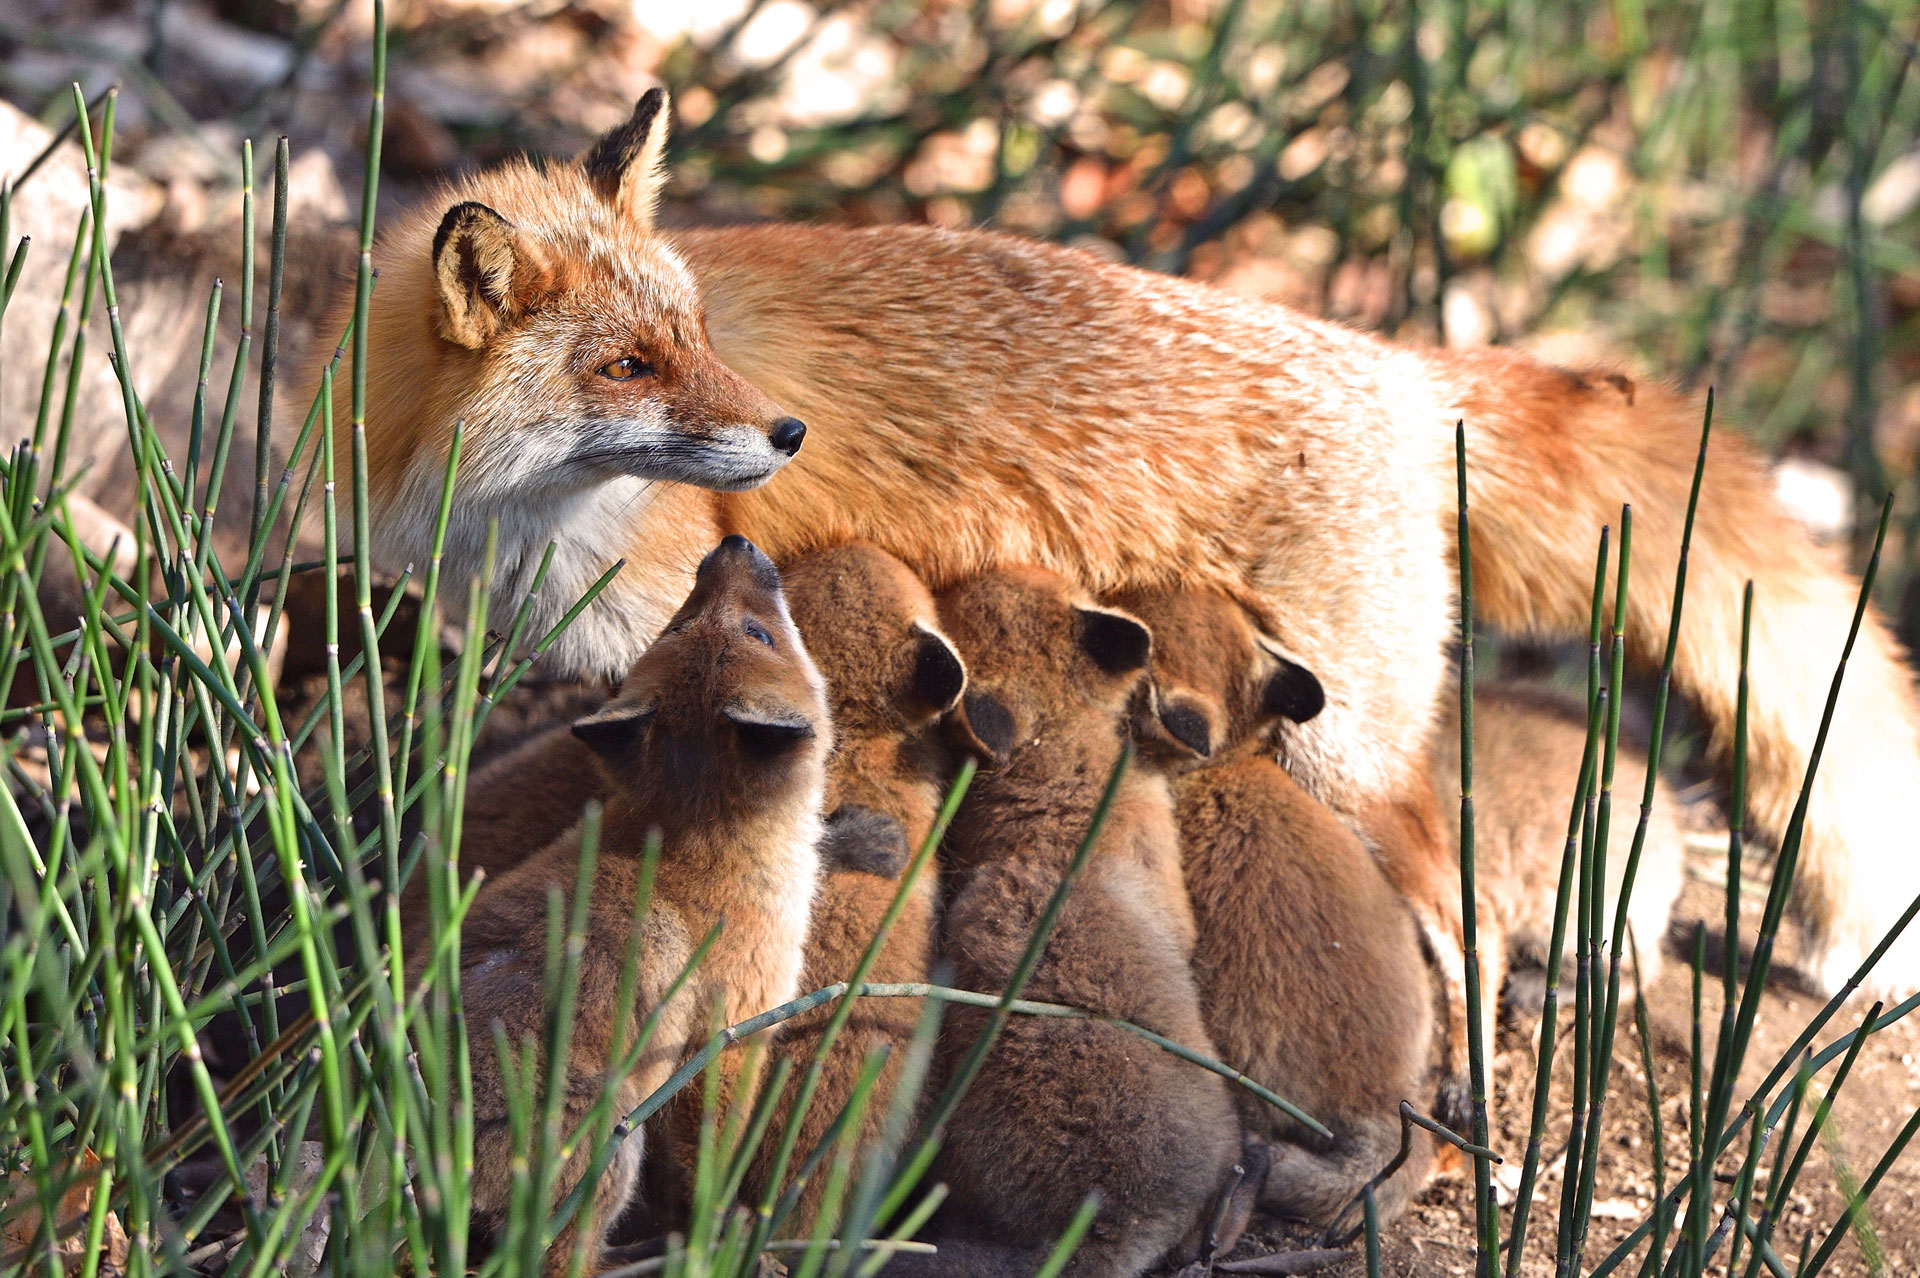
[336,89,1920,998]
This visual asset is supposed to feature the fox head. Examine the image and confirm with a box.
[342,90,802,574]
[1105,588,1324,767]
[781,544,967,741]
[571,535,832,838]
[935,568,1154,772]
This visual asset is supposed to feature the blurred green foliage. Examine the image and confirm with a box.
[662,0,1920,583]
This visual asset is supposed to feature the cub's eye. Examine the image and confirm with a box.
[598,356,655,381]
[743,618,775,649]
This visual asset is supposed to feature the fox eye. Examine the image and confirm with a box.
[599,356,655,381]
[743,618,775,649]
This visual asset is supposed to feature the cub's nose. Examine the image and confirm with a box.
[769,417,807,457]
[704,535,784,592]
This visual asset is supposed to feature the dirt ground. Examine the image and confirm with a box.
[272,623,1920,1278]
[1211,831,1920,1277]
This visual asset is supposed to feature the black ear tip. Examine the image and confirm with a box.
[1265,661,1326,723]
[961,690,1016,763]
[1158,701,1213,758]
[431,200,508,261]
[572,708,647,758]
[1077,608,1152,675]
[585,91,671,191]
[910,629,967,712]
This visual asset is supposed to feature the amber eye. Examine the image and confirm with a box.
[598,356,655,381]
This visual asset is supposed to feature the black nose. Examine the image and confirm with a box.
[706,535,783,591]
[769,417,806,456]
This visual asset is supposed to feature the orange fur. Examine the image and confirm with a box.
[347,95,1920,997]
[912,570,1241,1278]
[1117,588,1438,1229]
[426,537,829,1274]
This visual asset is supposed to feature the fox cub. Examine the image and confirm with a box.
[437,545,962,1233]
[665,544,966,1228]
[910,569,1241,1278]
[1116,588,1438,1233]
[432,536,830,1274]
[1429,683,1688,1012]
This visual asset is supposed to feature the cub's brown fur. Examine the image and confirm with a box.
[349,92,1920,1000]
[744,547,964,1219]
[1118,589,1437,1230]
[1109,581,1470,1122]
[1429,684,1688,1013]
[430,537,828,1274]
[906,570,1240,1278]
[659,545,966,1228]
[1105,583,1459,1112]
[400,723,602,945]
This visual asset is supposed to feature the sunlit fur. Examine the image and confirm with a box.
[425,537,828,1274]
[352,95,1920,998]
[732,544,965,1230]
[1428,684,1687,1015]
[909,569,1241,1278]
[1119,588,1439,1230]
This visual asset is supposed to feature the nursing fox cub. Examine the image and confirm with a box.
[343,88,1919,999]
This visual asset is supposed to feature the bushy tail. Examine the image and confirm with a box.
[1440,347,1920,996]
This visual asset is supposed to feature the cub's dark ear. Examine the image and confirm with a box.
[433,202,546,348]
[1129,683,1211,762]
[1074,606,1152,676]
[905,623,967,715]
[725,703,816,754]
[571,703,655,758]
[946,689,1015,770]
[582,88,671,227]
[820,805,911,878]
[1158,694,1216,758]
[1263,658,1326,723]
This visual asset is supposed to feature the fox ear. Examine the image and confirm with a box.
[1074,606,1152,676]
[725,703,817,755]
[1129,682,1215,761]
[1157,691,1217,759]
[946,689,1015,770]
[572,702,655,759]
[905,623,967,716]
[1260,651,1326,724]
[432,201,544,348]
[583,88,671,227]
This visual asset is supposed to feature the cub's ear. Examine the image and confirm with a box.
[725,703,817,754]
[1262,656,1326,723]
[904,623,967,715]
[1129,682,1215,761]
[571,702,656,758]
[946,689,1015,771]
[1074,606,1152,676]
[432,201,548,349]
[582,88,671,227]
[1157,691,1217,759]
[820,805,911,878]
